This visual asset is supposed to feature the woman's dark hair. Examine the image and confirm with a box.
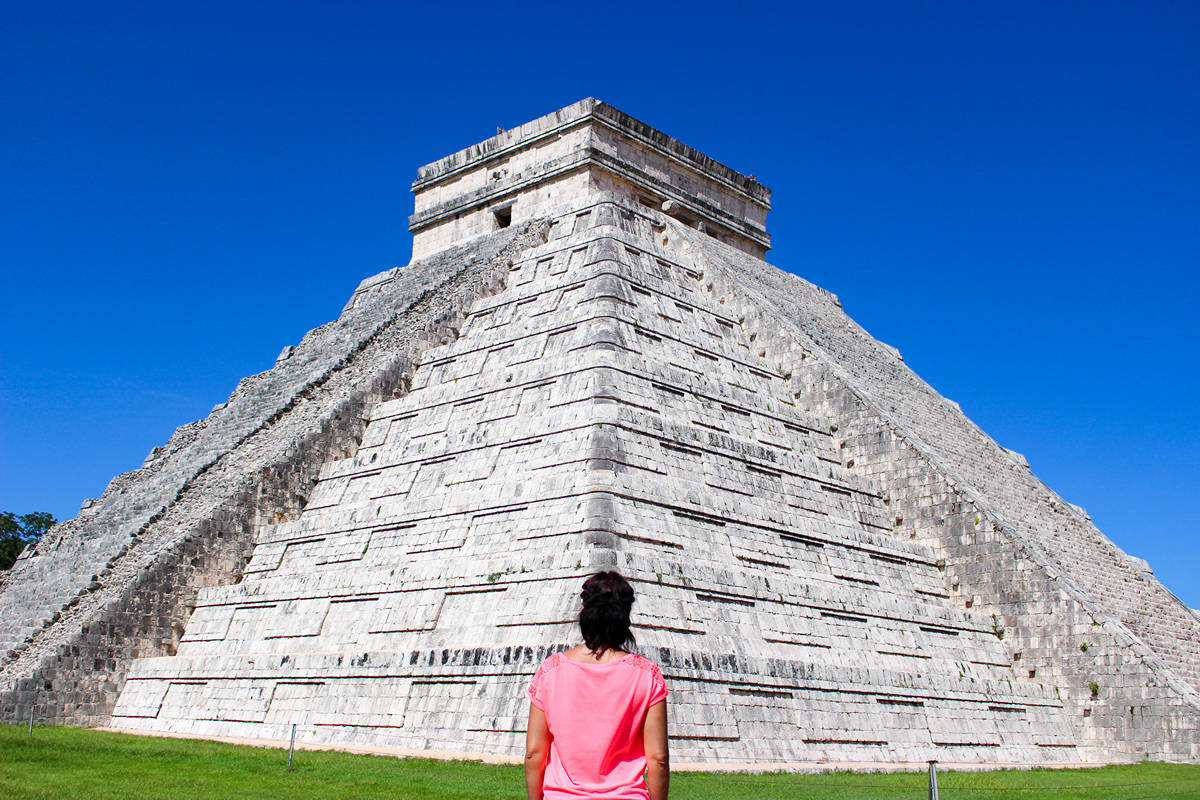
[579,571,635,655]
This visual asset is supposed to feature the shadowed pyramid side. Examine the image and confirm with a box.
[670,217,1200,761]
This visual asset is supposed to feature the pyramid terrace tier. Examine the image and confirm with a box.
[113,640,1075,765]
[179,492,1000,655]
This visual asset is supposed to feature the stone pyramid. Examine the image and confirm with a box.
[2,100,1197,765]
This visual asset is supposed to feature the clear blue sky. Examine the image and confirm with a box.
[2,2,1197,607]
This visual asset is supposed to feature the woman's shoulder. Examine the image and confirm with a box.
[535,650,569,675]
[537,649,662,675]
[528,651,569,708]
[624,653,668,702]
[622,652,663,676]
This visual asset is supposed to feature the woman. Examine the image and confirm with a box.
[525,571,669,800]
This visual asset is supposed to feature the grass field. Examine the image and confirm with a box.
[0,725,1196,799]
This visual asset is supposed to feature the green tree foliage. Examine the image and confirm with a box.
[0,512,56,570]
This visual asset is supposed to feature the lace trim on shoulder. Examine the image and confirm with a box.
[540,650,568,673]
[626,654,667,699]
[528,652,568,706]
[624,653,660,673]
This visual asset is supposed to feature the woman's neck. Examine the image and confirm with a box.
[564,644,627,664]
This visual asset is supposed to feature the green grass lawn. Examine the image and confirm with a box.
[0,725,1196,799]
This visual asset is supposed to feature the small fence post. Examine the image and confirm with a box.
[27,686,39,736]
[287,723,297,769]
[928,759,939,800]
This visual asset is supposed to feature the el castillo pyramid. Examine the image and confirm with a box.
[2,99,1197,765]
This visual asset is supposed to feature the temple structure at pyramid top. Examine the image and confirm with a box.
[1,99,1197,766]
[408,98,771,259]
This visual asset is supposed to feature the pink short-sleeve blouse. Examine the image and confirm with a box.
[527,651,668,799]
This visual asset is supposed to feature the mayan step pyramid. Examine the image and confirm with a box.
[2,100,1197,765]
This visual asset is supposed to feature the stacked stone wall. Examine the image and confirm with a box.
[680,221,1200,760]
[0,220,551,725]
